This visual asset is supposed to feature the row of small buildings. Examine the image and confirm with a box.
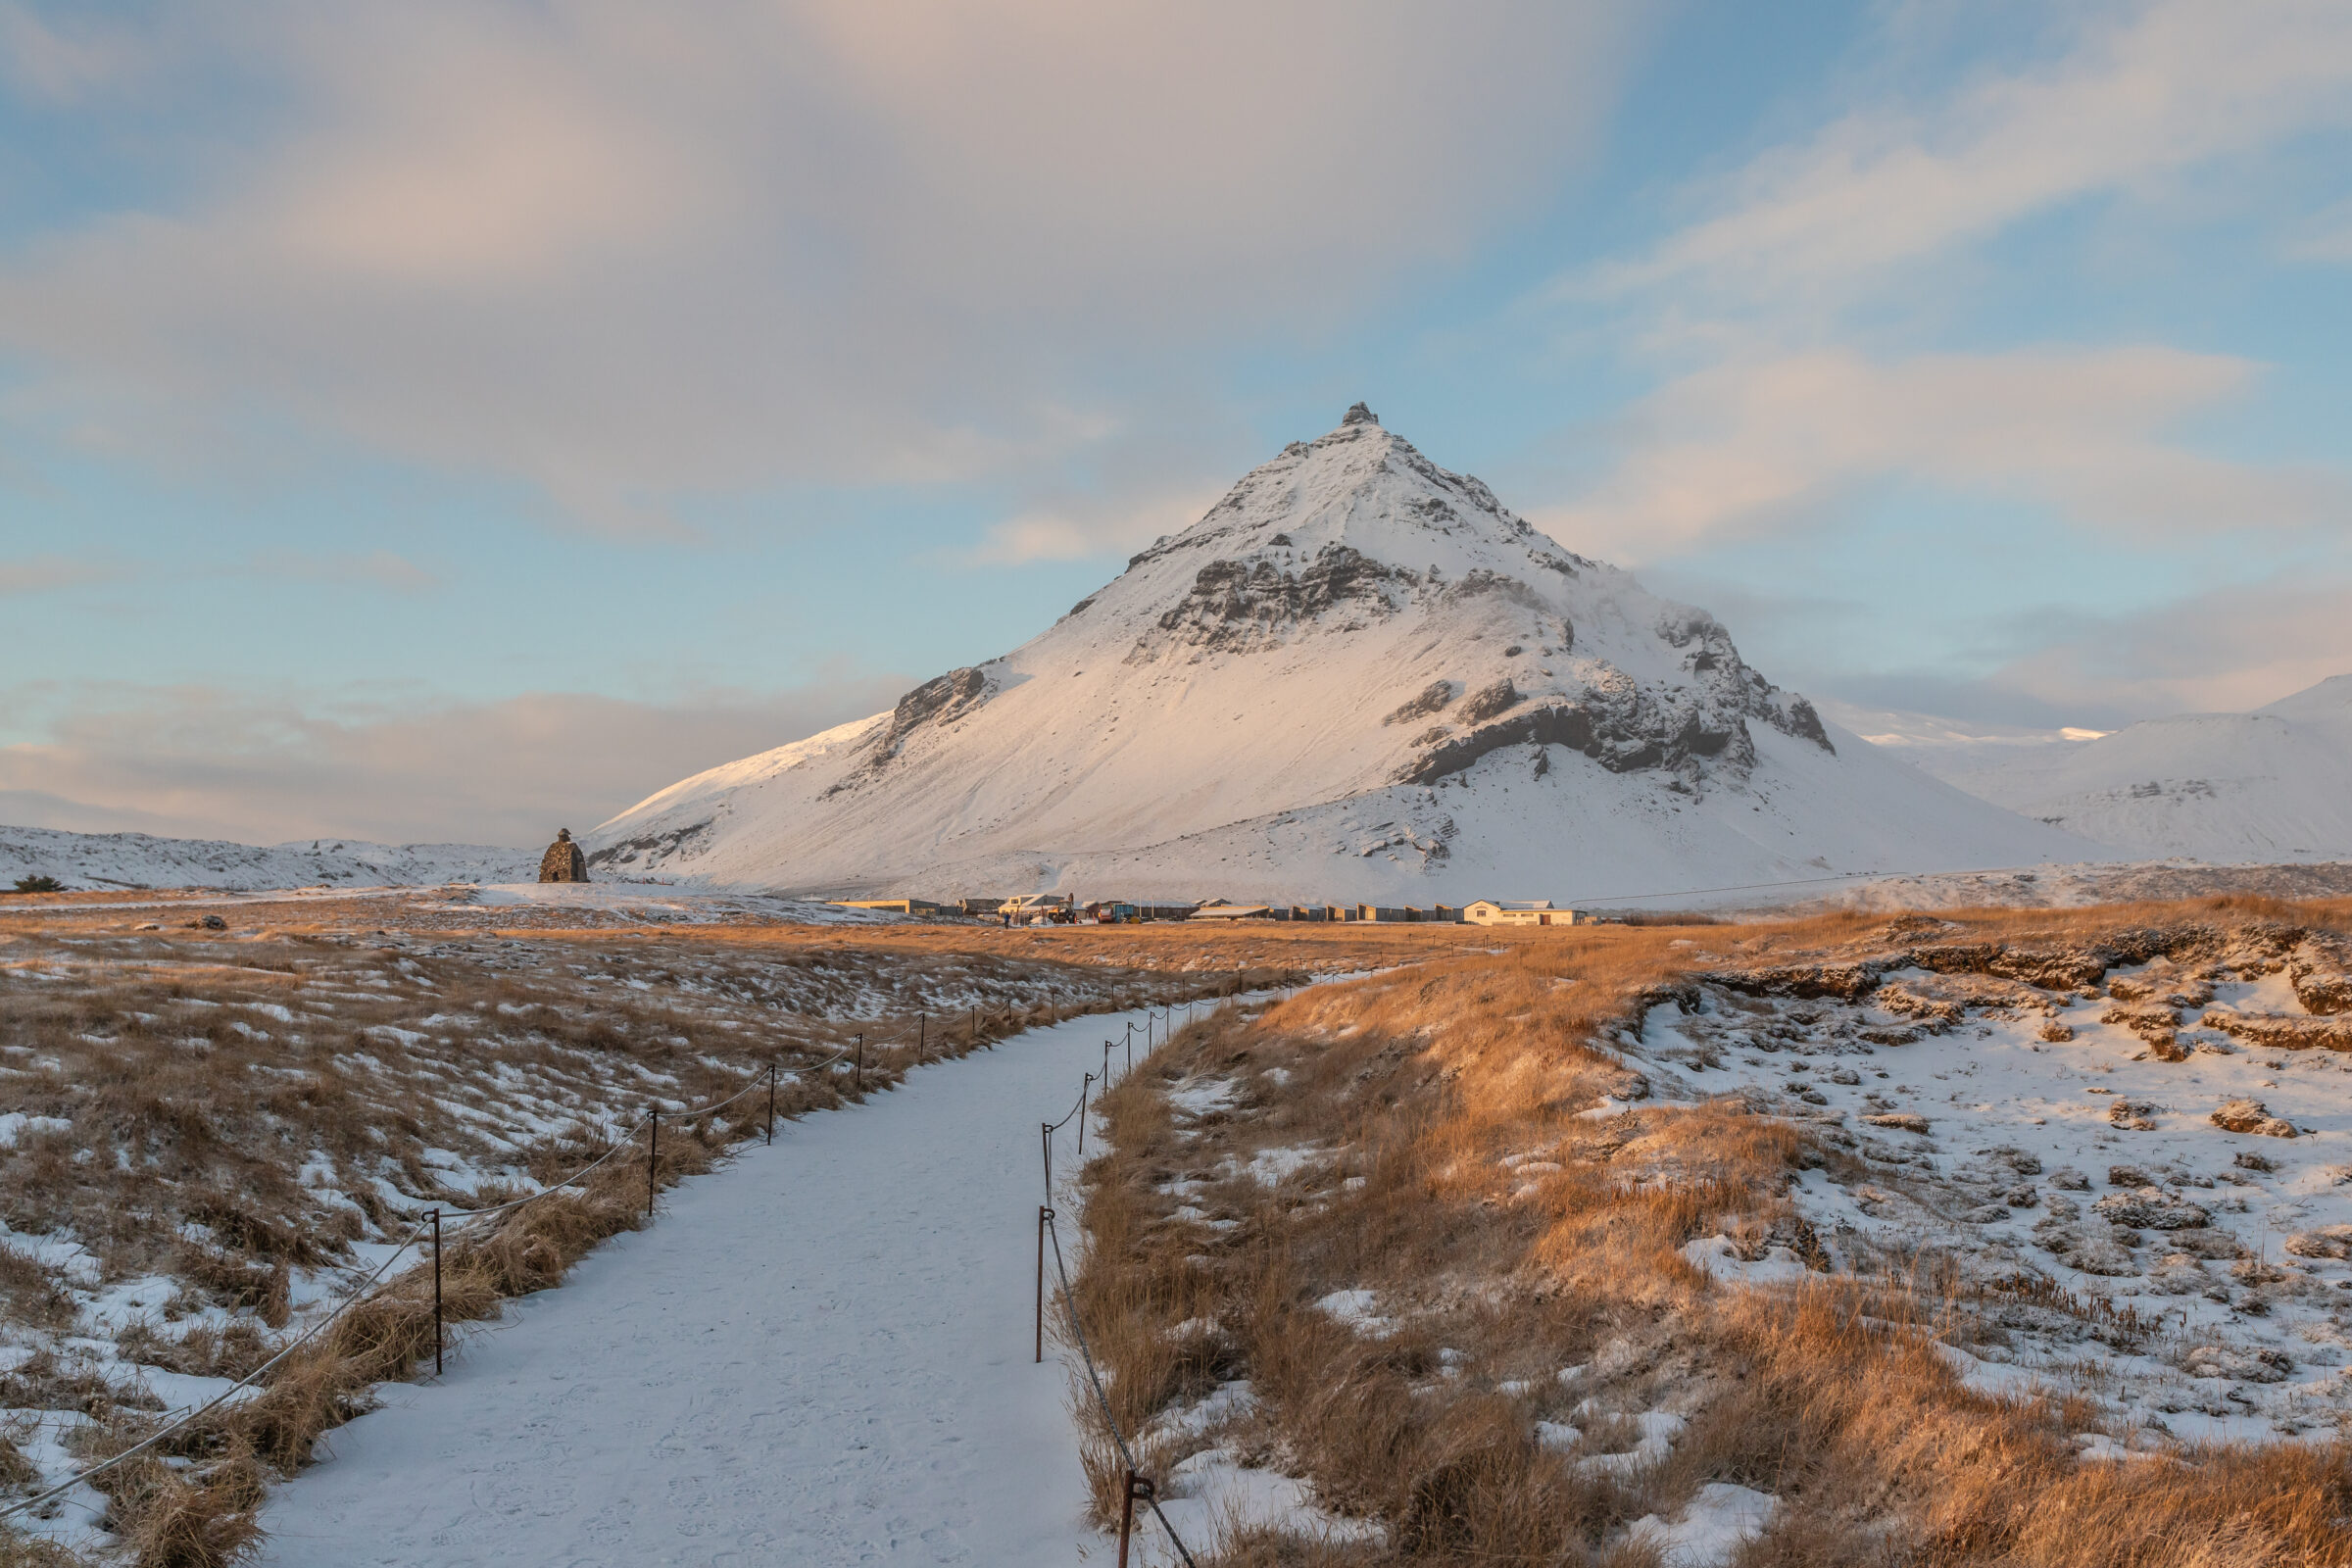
[831,895,1582,926]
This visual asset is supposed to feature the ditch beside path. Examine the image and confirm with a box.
[252,1010,1131,1567]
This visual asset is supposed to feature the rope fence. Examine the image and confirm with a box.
[1029,987,1287,1568]
[1035,1005,1213,1568]
[1045,1208,1198,1568]
[0,1217,433,1524]
[0,994,1085,1530]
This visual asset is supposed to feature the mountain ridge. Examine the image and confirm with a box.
[1902,673,2352,862]
[0,824,535,892]
[589,409,2099,900]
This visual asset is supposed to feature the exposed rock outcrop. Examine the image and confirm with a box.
[1135,544,1412,659]
[2210,1098,2298,1138]
[1383,681,1455,727]
[856,666,996,777]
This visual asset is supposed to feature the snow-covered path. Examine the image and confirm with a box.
[253,1011,1127,1567]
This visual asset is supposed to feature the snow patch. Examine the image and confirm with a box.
[1626,1483,1780,1568]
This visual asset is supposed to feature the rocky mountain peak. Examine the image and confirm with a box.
[585,410,2087,903]
[1057,414,1838,797]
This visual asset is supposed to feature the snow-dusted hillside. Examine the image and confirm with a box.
[1904,675,2352,862]
[0,823,535,891]
[591,407,2097,902]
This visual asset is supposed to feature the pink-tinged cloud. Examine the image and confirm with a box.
[0,1,1647,528]
[1986,574,2352,720]
[0,555,134,595]
[0,675,914,845]
[1592,0,2352,303]
[1538,345,2347,563]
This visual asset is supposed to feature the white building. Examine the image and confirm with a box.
[997,893,1072,915]
[1460,899,1578,927]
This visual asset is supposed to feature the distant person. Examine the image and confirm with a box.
[538,828,590,884]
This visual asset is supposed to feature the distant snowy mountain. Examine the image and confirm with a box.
[590,406,2098,903]
[1901,674,2352,863]
[0,824,535,892]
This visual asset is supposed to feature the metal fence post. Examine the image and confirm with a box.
[647,1110,659,1216]
[766,1062,777,1146]
[1116,1471,1139,1567]
[854,1032,865,1094]
[1035,1204,1051,1364]
[1078,1073,1093,1158]
[430,1207,444,1377]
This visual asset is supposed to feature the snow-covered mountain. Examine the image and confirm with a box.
[1904,674,2352,862]
[590,407,2097,902]
[0,824,536,892]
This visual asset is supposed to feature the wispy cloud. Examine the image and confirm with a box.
[245,549,440,592]
[0,554,133,595]
[0,5,151,104]
[0,551,444,597]
[1539,344,2346,562]
[1516,0,2352,748]
[0,672,914,845]
[1592,0,2352,305]
[0,0,1646,530]
[966,486,1222,566]
[1988,571,2352,718]
[2283,196,2352,263]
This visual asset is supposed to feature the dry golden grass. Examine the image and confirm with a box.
[0,1528,79,1568]
[0,913,1257,1564]
[53,1078,832,1561]
[1063,897,2352,1566]
[0,886,1510,977]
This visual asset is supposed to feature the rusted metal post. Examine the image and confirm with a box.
[1035,1204,1051,1363]
[1116,1471,1139,1567]
[765,1062,776,1146]
[1102,1039,1111,1088]
[647,1110,659,1216]
[1041,1120,1053,1196]
[1078,1073,1093,1157]
[430,1207,443,1377]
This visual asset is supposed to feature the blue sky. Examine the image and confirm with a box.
[2,0,2348,845]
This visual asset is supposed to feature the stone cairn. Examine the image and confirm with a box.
[538,828,589,884]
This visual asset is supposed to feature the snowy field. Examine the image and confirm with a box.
[0,879,914,932]
[0,825,536,892]
[248,1007,1134,1566]
[0,921,1222,1559]
[1629,937,2352,1441]
[1047,910,2352,1563]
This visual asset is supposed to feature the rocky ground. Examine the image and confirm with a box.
[1754,859,2352,917]
[1062,899,2352,1566]
[1631,913,2352,1442]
